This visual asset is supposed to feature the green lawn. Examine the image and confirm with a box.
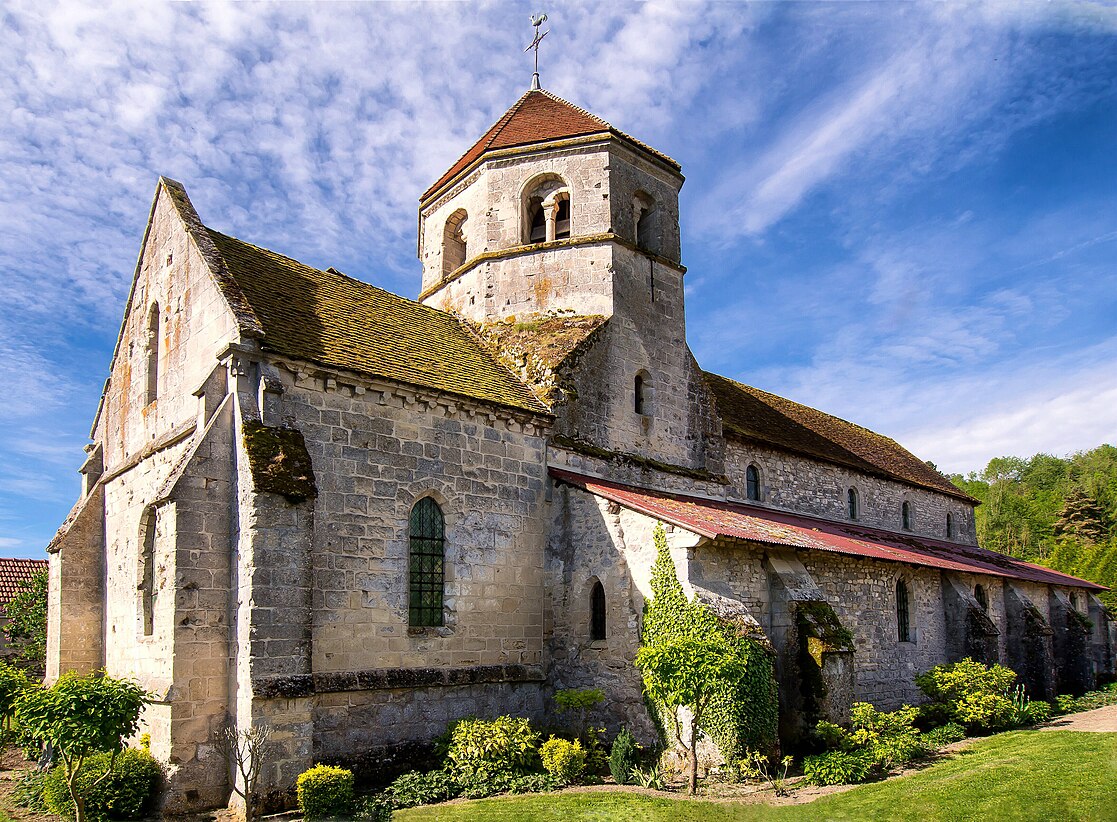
[397,731,1117,821]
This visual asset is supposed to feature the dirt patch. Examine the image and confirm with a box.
[1038,705,1117,733]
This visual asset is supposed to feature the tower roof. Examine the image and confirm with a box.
[421,89,679,202]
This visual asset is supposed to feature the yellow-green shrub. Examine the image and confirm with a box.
[296,764,354,820]
[539,737,585,785]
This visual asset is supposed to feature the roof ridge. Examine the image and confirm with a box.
[708,372,880,437]
[537,89,610,128]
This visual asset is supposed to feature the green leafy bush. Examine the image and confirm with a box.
[915,658,1018,733]
[355,793,393,822]
[296,764,355,820]
[1054,694,1078,715]
[540,737,585,785]
[42,749,161,821]
[384,768,459,809]
[608,727,639,785]
[921,722,966,750]
[1023,700,1052,725]
[0,662,29,729]
[630,764,665,790]
[445,716,541,778]
[12,768,50,812]
[802,749,873,786]
[813,703,924,772]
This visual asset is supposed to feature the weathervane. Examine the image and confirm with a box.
[525,13,549,90]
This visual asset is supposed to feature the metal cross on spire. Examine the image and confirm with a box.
[524,13,549,90]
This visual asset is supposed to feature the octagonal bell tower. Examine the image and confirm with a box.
[417,89,684,324]
[419,88,717,474]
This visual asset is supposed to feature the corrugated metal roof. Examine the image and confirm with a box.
[551,469,1105,591]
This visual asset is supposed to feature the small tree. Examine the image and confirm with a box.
[14,671,150,822]
[636,636,748,794]
[4,569,47,674]
[215,721,274,822]
[0,662,29,732]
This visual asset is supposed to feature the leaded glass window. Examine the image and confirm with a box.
[409,497,445,627]
[897,579,911,642]
[746,465,761,501]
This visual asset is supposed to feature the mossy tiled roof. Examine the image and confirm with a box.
[704,372,973,501]
[205,229,547,415]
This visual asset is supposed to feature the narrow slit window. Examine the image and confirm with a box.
[746,465,761,501]
[902,501,913,531]
[590,580,606,641]
[897,579,911,642]
[847,488,859,520]
[634,372,649,415]
[409,497,445,627]
[946,513,954,538]
[145,303,160,405]
[140,507,156,636]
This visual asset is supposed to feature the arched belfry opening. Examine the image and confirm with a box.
[522,174,571,245]
[442,209,468,277]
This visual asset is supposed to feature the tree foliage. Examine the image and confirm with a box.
[950,444,1117,609]
[638,523,778,793]
[14,672,150,822]
[4,569,48,673]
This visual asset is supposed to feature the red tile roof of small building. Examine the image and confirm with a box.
[0,558,47,605]
[422,89,679,201]
[551,469,1105,591]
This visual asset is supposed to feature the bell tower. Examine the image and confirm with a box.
[417,88,717,474]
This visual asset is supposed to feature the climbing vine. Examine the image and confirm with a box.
[641,524,779,761]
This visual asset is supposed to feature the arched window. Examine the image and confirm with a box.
[897,579,911,642]
[847,488,859,520]
[946,513,954,539]
[902,501,913,531]
[442,209,468,277]
[634,371,651,416]
[408,497,445,627]
[590,580,606,641]
[974,584,988,611]
[554,195,570,240]
[746,465,761,501]
[145,303,160,405]
[528,199,547,243]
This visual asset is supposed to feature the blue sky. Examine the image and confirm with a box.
[1,1,1115,559]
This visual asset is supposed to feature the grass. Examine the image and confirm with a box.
[396,730,1117,821]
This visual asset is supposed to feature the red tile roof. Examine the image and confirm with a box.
[551,469,1105,591]
[0,558,47,605]
[422,89,679,201]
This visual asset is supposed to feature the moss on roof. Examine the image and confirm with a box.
[204,229,547,415]
[704,371,973,501]
[243,421,318,502]
[474,314,608,404]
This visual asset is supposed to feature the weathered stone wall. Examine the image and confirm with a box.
[723,439,978,544]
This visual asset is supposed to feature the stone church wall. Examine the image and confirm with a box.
[723,439,978,544]
[244,362,551,774]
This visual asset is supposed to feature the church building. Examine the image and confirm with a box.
[46,87,1115,812]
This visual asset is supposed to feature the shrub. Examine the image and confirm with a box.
[631,764,665,790]
[42,748,161,822]
[12,768,50,812]
[445,716,541,778]
[296,764,354,820]
[802,749,873,786]
[503,773,560,794]
[1054,694,1078,715]
[540,737,585,785]
[848,703,924,768]
[355,793,393,822]
[1023,700,1052,725]
[915,658,1018,733]
[0,662,29,729]
[384,768,459,809]
[921,722,965,750]
[609,727,639,785]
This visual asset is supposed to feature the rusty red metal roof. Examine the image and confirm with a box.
[0,558,47,605]
[551,469,1105,591]
[421,89,679,202]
